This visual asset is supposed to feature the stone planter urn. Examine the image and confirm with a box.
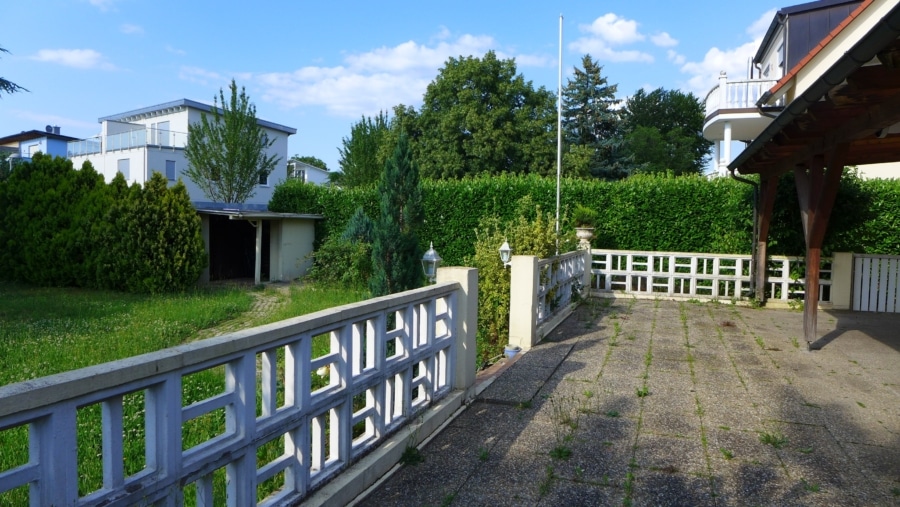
[575,227,594,250]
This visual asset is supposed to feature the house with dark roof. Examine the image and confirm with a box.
[0,125,78,161]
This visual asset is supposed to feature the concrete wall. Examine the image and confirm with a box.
[269,218,316,282]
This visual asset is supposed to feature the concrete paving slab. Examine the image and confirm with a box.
[356,299,900,506]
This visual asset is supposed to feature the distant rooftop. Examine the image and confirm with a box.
[97,99,297,135]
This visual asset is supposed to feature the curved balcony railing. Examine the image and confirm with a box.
[704,78,779,118]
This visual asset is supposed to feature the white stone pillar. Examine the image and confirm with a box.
[723,121,732,176]
[437,267,479,399]
[508,256,539,350]
[830,252,854,310]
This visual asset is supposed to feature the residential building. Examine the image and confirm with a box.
[0,126,78,161]
[703,0,883,176]
[288,160,330,185]
[67,99,297,209]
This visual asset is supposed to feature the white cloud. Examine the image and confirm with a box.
[240,32,541,118]
[580,13,645,45]
[667,50,685,65]
[165,45,186,56]
[120,23,144,35]
[569,13,654,63]
[651,32,678,48]
[677,9,776,95]
[748,9,778,40]
[31,49,116,70]
[568,38,653,63]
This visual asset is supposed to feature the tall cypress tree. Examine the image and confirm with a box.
[369,134,424,297]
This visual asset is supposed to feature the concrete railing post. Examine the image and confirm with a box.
[583,249,592,292]
[437,267,478,400]
[831,252,854,310]
[508,255,539,351]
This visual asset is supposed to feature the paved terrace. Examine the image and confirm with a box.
[357,298,900,506]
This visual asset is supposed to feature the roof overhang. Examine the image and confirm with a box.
[195,209,323,221]
[98,99,297,136]
[732,0,900,178]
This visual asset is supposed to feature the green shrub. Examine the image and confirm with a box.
[0,155,207,293]
[467,197,569,361]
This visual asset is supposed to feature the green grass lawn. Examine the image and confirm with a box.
[0,281,368,505]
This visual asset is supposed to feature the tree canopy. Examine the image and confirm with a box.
[620,88,711,175]
[415,51,557,179]
[183,79,279,203]
[336,111,390,187]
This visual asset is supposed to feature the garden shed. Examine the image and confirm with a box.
[196,209,321,285]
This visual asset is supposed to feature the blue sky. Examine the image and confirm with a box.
[2,0,778,173]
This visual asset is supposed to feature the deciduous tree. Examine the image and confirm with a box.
[183,79,279,203]
[620,88,711,175]
[415,51,556,178]
[336,111,390,187]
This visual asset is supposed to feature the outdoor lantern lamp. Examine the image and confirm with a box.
[422,242,442,283]
[499,240,512,268]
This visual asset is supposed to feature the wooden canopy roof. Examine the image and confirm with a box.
[732,0,900,178]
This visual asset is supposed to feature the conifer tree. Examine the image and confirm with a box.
[561,55,627,179]
[369,134,424,296]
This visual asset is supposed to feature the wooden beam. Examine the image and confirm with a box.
[755,176,778,302]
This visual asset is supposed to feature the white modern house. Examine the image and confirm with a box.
[288,159,330,185]
[67,99,297,210]
[704,0,870,176]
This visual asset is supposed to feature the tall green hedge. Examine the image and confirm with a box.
[269,172,900,266]
[0,154,207,293]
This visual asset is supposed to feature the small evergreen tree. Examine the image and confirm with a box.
[369,134,424,296]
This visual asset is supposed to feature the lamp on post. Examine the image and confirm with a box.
[421,242,442,284]
[499,240,512,268]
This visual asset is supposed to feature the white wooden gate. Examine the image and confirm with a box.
[852,254,900,312]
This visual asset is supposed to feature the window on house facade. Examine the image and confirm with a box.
[150,121,171,146]
[117,158,130,179]
[258,171,269,186]
[165,160,176,180]
[777,43,784,69]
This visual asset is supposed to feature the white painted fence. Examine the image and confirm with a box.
[509,250,589,350]
[589,249,832,303]
[704,77,779,117]
[537,251,587,328]
[0,276,476,507]
[853,254,900,312]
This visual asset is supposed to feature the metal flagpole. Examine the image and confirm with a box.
[556,14,563,255]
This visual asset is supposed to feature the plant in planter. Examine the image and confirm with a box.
[572,204,598,247]
[572,204,598,229]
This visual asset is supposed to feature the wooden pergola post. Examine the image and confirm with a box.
[754,176,779,302]
[793,146,847,349]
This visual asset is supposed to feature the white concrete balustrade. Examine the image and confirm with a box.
[509,250,590,350]
[0,268,477,507]
[589,249,833,305]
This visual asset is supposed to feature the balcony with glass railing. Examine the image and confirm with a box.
[67,127,188,157]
